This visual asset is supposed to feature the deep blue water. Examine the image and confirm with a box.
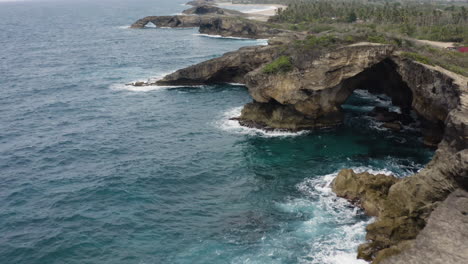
[0,1,434,264]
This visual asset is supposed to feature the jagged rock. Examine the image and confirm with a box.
[379,189,468,264]
[332,169,399,217]
[182,5,245,17]
[239,44,396,127]
[156,45,280,86]
[131,15,293,39]
[142,32,468,263]
[238,101,343,131]
[198,17,291,39]
[382,122,402,132]
[130,15,210,29]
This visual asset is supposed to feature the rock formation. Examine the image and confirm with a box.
[332,169,399,217]
[149,40,468,263]
[186,0,216,7]
[380,189,468,264]
[156,45,280,86]
[130,15,210,29]
[131,15,293,39]
[129,5,468,262]
[182,5,246,17]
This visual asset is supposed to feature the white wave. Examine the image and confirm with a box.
[109,71,201,92]
[110,83,169,92]
[289,167,394,264]
[194,33,253,40]
[217,106,309,137]
[117,25,130,29]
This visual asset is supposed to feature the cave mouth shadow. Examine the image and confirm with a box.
[339,58,444,147]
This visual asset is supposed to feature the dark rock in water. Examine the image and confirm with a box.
[375,112,400,122]
[332,169,399,217]
[382,122,402,132]
[237,101,343,131]
[379,189,468,264]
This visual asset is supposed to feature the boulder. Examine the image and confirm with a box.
[332,169,399,217]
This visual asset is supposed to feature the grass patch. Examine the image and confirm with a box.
[401,52,434,66]
[263,56,293,74]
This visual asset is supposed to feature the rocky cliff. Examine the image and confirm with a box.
[182,5,246,17]
[155,45,280,86]
[381,189,468,264]
[148,40,468,263]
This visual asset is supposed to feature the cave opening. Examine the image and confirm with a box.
[340,58,443,147]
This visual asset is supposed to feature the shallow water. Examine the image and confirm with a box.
[0,0,434,263]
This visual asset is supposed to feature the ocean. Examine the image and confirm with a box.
[0,0,434,263]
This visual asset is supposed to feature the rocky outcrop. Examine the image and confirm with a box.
[238,43,398,129]
[332,169,399,217]
[131,14,293,39]
[131,20,467,260]
[186,0,216,6]
[380,189,468,264]
[130,15,211,29]
[182,5,246,17]
[198,17,292,39]
[155,45,280,86]
[325,60,467,263]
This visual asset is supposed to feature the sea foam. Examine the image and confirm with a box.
[217,106,309,137]
[290,167,394,263]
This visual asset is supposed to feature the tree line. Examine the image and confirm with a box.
[270,0,468,42]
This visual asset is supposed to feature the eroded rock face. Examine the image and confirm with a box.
[198,17,290,39]
[156,45,280,86]
[182,5,245,16]
[379,189,468,264]
[332,169,399,217]
[140,36,468,263]
[237,44,396,127]
[130,15,210,29]
[131,15,292,39]
[339,63,467,263]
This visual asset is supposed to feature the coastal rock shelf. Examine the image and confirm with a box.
[130,3,468,264]
[149,40,468,263]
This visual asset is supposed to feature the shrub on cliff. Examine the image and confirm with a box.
[262,56,293,74]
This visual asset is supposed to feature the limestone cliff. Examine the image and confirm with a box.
[150,40,468,263]
[380,189,468,264]
[155,45,280,86]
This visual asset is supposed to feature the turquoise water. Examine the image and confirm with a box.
[0,0,433,263]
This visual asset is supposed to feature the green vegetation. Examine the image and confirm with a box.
[271,0,468,42]
[401,46,468,76]
[401,52,434,65]
[263,56,293,74]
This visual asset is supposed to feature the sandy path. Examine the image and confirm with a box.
[216,2,287,21]
[413,39,455,49]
